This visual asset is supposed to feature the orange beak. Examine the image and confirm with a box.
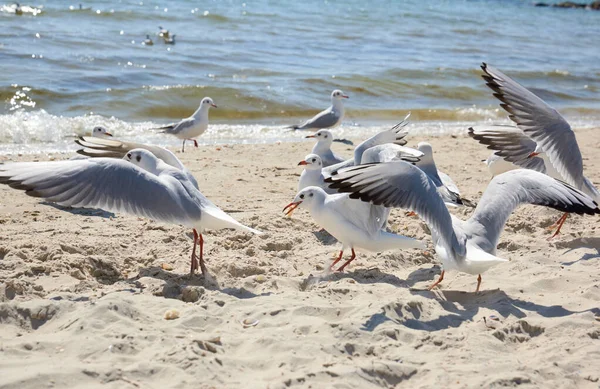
[342,95,349,99]
[305,135,316,138]
[528,152,539,158]
[105,132,113,137]
[297,160,308,166]
[211,103,218,108]
[283,201,302,217]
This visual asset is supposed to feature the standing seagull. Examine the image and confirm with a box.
[154,97,217,152]
[289,90,348,131]
[480,63,600,237]
[283,186,425,271]
[0,148,261,276]
[305,130,346,167]
[326,162,599,292]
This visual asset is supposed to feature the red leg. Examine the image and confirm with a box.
[190,229,199,274]
[547,212,569,241]
[337,248,356,272]
[193,139,198,148]
[198,233,207,275]
[475,274,482,293]
[329,250,344,270]
[428,270,445,290]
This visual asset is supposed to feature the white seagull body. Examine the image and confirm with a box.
[0,148,261,275]
[326,162,599,291]
[155,97,217,152]
[289,90,348,131]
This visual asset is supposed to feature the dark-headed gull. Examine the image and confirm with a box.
[480,63,600,238]
[325,162,599,292]
[0,148,261,275]
[283,186,425,271]
[154,97,217,152]
[289,90,348,131]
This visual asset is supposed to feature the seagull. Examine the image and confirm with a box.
[289,90,348,131]
[305,130,346,167]
[14,3,22,15]
[144,35,153,46]
[91,126,113,138]
[153,97,217,152]
[479,63,600,238]
[283,186,426,271]
[469,125,560,178]
[0,148,261,276]
[158,26,169,38]
[483,153,518,177]
[297,154,337,194]
[414,142,475,208]
[164,34,176,45]
[325,162,599,292]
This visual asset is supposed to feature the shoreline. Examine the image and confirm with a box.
[1,131,599,388]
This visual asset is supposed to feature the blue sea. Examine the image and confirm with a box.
[1,0,599,153]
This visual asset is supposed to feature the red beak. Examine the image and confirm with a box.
[211,104,218,108]
[298,160,308,166]
[105,132,113,137]
[283,201,302,216]
[342,95,349,99]
[305,135,316,138]
[528,152,539,158]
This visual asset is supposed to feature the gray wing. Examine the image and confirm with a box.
[0,158,201,227]
[353,114,411,164]
[325,162,467,259]
[468,126,546,173]
[74,137,199,189]
[361,144,423,164]
[465,169,599,252]
[159,118,195,135]
[481,63,583,188]
[294,107,339,130]
[322,158,355,179]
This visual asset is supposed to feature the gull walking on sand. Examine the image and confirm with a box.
[305,130,346,167]
[289,90,348,131]
[154,97,217,152]
[283,186,425,271]
[0,148,261,276]
[325,162,599,292]
[478,63,600,238]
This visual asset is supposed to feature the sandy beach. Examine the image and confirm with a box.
[1,129,600,389]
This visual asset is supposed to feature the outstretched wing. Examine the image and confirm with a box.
[158,118,195,135]
[466,169,599,251]
[481,63,583,189]
[468,125,546,173]
[0,158,201,227]
[325,162,466,259]
[353,114,411,164]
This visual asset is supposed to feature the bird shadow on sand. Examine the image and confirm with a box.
[41,202,115,218]
[554,236,600,266]
[128,266,271,300]
[299,267,406,291]
[361,286,600,333]
[311,229,338,246]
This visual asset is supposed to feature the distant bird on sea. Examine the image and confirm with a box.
[153,97,217,152]
[288,90,348,131]
[144,35,153,46]
[164,34,176,45]
[158,26,169,38]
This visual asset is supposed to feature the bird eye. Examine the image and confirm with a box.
[126,153,132,159]
[136,155,141,162]
[311,158,316,162]
[300,194,305,199]
[309,193,313,197]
